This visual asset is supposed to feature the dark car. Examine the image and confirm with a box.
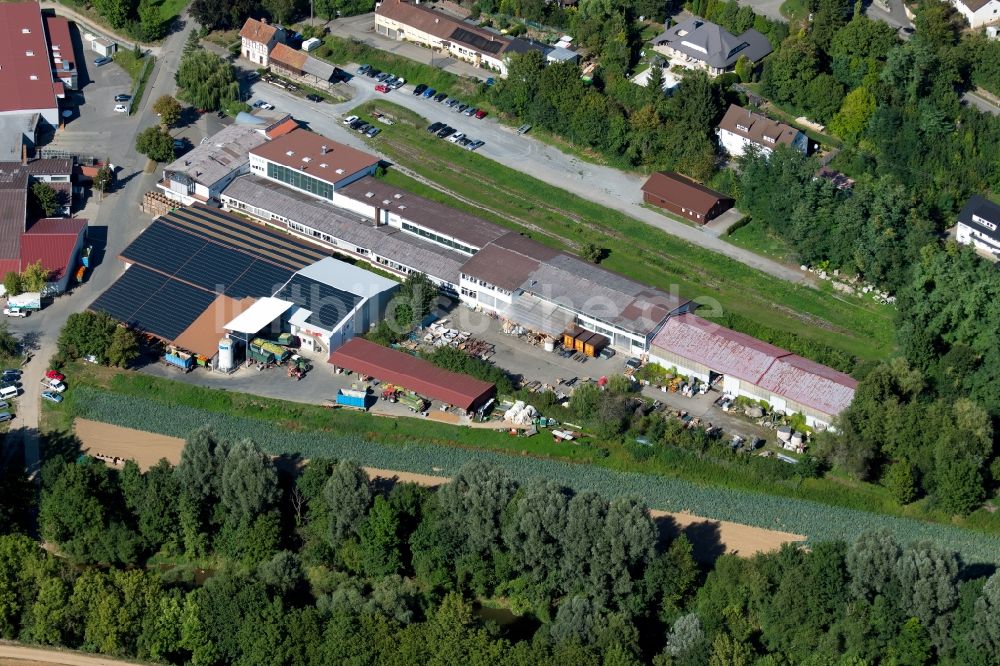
[463,106,477,116]
[356,122,371,133]
[437,126,456,139]
[434,92,448,102]
[413,83,428,96]
[427,121,445,133]
[422,88,436,98]
[445,98,459,108]
[114,93,131,102]
[94,56,112,66]
[349,119,366,130]
[367,68,381,78]
[305,93,323,102]
[467,139,485,151]
[376,72,392,82]
[358,64,372,75]
[365,126,381,137]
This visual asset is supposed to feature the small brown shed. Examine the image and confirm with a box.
[641,171,733,224]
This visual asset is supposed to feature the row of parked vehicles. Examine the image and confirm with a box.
[342,114,382,138]
[358,65,406,93]
[426,122,485,150]
[412,84,489,120]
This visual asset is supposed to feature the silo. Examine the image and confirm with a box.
[218,337,234,372]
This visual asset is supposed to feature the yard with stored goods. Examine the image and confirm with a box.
[353,100,894,368]
[41,363,1000,566]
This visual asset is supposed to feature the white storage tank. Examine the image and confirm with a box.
[218,337,234,372]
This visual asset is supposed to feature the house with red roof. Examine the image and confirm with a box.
[649,313,856,429]
[239,17,286,67]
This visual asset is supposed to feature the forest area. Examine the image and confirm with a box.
[1,428,999,665]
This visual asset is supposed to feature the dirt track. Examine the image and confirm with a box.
[74,419,804,557]
[0,643,144,666]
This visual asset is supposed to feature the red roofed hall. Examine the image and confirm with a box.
[329,337,496,412]
[641,172,732,224]
[0,2,65,125]
[20,217,87,293]
[649,313,856,429]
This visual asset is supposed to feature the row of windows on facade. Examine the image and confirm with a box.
[401,222,475,255]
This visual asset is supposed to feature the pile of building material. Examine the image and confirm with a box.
[504,400,538,425]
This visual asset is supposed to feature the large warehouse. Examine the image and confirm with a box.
[648,314,856,428]
[329,337,496,412]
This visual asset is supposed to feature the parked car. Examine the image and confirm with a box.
[366,68,381,78]
[422,88,436,98]
[114,104,128,113]
[94,56,112,66]
[455,104,468,113]
[1,371,20,383]
[474,109,488,119]
[45,369,65,381]
[413,83,428,96]
[427,121,445,133]
[599,347,616,360]
[41,391,62,404]
[434,92,448,103]
[3,308,27,317]
[343,115,359,125]
[0,401,9,410]
[375,84,390,93]
[349,119,365,130]
[437,126,456,139]
[114,93,131,102]
[466,139,485,151]
[448,132,465,143]
[0,412,11,422]
[356,122,371,133]
[358,64,372,75]
[305,93,323,102]
[445,98,459,108]
[254,100,275,110]
[45,379,66,393]
[464,106,478,116]
[517,124,532,134]
[375,72,391,82]
[456,137,471,147]
[390,77,405,89]
[486,77,496,86]
[365,126,381,137]
[625,357,642,370]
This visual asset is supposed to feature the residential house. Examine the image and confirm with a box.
[956,194,1000,256]
[239,17,286,67]
[651,17,772,76]
[952,0,1000,27]
[716,104,808,157]
[375,0,513,76]
[641,171,732,223]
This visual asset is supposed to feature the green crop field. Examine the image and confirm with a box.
[354,100,895,366]
[44,367,1000,565]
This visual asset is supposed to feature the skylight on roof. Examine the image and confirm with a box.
[25,51,34,56]
[21,28,30,34]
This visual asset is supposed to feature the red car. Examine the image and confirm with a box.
[375,84,390,93]
[45,369,65,381]
[474,109,488,119]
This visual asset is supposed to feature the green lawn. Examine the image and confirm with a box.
[112,49,155,113]
[158,0,187,24]
[356,100,895,367]
[727,218,797,264]
[41,365,1000,564]
[780,0,810,24]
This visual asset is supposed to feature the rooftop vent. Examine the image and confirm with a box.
[302,156,312,163]
[285,150,294,156]
[21,28,30,34]
[393,193,402,199]
[335,168,344,174]
[29,75,38,81]
[398,205,406,210]
[382,199,391,205]
[25,51,34,57]
[321,145,328,154]
[319,163,328,168]
[365,192,374,198]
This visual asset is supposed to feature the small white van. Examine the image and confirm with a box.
[0,385,18,399]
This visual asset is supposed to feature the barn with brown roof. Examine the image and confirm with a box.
[328,337,496,412]
[641,171,732,223]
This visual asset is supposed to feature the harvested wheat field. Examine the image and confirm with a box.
[73,419,803,557]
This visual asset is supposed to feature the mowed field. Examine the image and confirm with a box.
[353,100,895,366]
[74,418,805,558]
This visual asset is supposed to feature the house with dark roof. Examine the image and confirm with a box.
[649,313,856,428]
[717,104,808,157]
[239,17,286,67]
[956,195,1000,257]
[652,17,772,75]
[375,0,513,76]
[952,0,1000,27]
[641,171,732,223]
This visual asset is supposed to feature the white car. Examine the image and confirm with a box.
[45,378,66,393]
[448,132,465,143]
[114,103,128,113]
[3,308,27,318]
[342,115,359,125]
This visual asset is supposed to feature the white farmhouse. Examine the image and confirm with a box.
[952,0,1000,27]
[716,104,808,158]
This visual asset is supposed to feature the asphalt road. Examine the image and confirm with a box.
[963,91,1000,116]
[246,68,810,285]
[5,11,199,478]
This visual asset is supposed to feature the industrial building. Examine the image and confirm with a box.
[329,337,496,412]
[648,313,856,429]
[0,2,70,127]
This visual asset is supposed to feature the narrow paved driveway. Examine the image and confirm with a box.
[246,70,810,284]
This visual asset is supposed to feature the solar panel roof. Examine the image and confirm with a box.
[276,274,363,330]
[90,265,218,340]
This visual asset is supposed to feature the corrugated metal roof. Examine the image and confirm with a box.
[19,218,85,278]
[328,337,495,410]
[651,313,787,383]
[0,168,28,260]
[25,217,86,234]
[757,354,857,417]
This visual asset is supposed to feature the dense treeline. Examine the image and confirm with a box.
[2,429,999,664]
[83,0,170,41]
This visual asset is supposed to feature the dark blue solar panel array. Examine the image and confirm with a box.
[277,275,362,329]
[90,266,217,340]
[119,220,295,298]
